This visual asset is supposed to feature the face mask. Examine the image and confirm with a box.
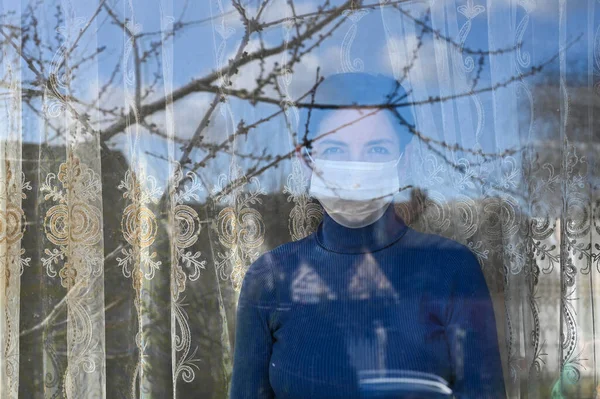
[305,148,402,229]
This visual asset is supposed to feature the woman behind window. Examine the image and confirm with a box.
[229,72,506,399]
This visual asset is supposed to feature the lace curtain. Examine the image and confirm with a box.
[0,0,598,398]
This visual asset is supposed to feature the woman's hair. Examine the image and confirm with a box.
[297,72,415,153]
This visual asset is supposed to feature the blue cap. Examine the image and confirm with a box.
[297,72,415,151]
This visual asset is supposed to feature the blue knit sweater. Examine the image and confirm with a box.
[229,205,506,399]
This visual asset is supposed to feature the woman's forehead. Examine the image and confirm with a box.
[314,109,398,145]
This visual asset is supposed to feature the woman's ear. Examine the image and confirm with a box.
[398,142,413,179]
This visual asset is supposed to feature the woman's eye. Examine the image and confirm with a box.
[368,146,390,154]
[323,147,343,155]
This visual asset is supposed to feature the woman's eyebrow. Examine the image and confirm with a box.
[365,139,395,145]
[319,139,348,146]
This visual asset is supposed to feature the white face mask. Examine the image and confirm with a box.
[306,148,402,229]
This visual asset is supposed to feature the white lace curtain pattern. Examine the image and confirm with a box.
[0,0,599,398]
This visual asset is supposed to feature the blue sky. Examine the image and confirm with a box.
[13,0,600,203]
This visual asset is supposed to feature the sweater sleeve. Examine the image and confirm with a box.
[229,254,278,399]
[445,247,506,399]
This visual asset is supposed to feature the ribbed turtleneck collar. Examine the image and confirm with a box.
[315,204,408,254]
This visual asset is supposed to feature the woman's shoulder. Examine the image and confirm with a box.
[249,232,317,273]
[402,226,473,254]
[402,227,481,275]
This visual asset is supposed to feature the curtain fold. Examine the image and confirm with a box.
[1,5,24,398]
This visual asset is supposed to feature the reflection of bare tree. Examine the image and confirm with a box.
[3,1,575,198]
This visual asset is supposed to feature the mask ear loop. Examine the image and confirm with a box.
[303,146,317,166]
[380,152,404,203]
[393,151,404,167]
